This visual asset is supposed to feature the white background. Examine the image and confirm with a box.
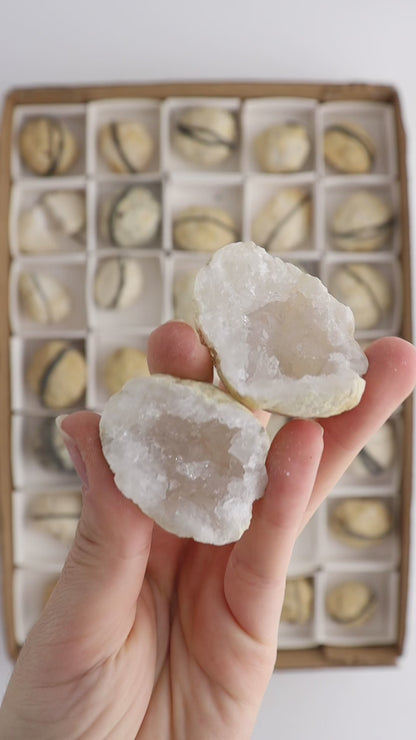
[1,1,416,737]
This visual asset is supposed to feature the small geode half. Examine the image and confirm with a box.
[193,241,368,418]
[100,374,269,545]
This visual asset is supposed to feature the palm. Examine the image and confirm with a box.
[127,531,274,738]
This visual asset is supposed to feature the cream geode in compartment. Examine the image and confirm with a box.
[100,374,269,545]
[18,339,87,411]
[10,181,86,256]
[11,415,77,490]
[251,187,311,252]
[99,121,154,174]
[18,271,70,324]
[173,107,238,167]
[323,495,399,567]
[88,99,161,175]
[103,347,149,395]
[330,190,394,252]
[242,98,316,174]
[194,241,368,417]
[19,117,79,176]
[13,104,86,179]
[255,123,311,174]
[319,570,399,646]
[89,253,164,330]
[88,332,150,409]
[165,98,241,172]
[173,205,238,252]
[94,258,144,310]
[167,178,242,252]
[97,183,162,249]
[329,498,393,549]
[319,101,397,176]
[327,261,395,333]
[324,122,376,174]
[326,580,377,627]
[10,258,87,334]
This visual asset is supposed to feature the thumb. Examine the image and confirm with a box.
[29,411,154,672]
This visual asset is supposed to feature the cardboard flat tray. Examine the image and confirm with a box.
[0,81,412,667]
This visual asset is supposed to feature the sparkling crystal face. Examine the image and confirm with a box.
[100,375,269,545]
[194,241,368,417]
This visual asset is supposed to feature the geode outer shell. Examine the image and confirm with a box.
[255,122,311,173]
[103,347,149,395]
[331,190,394,252]
[173,107,237,167]
[326,581,377,627]
[328,263,392,331]
[99,374,269,545]
[173,205,238,252]
[252,188,311,252]
[18,271,71,324]
[330,498,393,548]
[324,122,376,174]
[19,117,78,176]
[99,121,154,173]
[194,241,368,418]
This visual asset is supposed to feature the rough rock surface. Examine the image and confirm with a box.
[100,374,269,545]
[194,241,368,418]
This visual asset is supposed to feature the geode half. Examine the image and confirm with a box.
[99,374,269,544]
[193,241,368,418]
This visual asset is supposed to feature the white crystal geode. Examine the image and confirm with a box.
[100,374,269,545]
[193,241,368,418]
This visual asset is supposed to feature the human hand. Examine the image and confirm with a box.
[1,323,415,740]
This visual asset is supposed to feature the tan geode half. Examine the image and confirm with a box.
[99,374,269,545]
[193,242,368,418]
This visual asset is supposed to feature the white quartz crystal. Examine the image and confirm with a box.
[100,374,269,545]
[194,241,368,418]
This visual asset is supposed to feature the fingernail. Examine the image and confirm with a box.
[56,415,89,489]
